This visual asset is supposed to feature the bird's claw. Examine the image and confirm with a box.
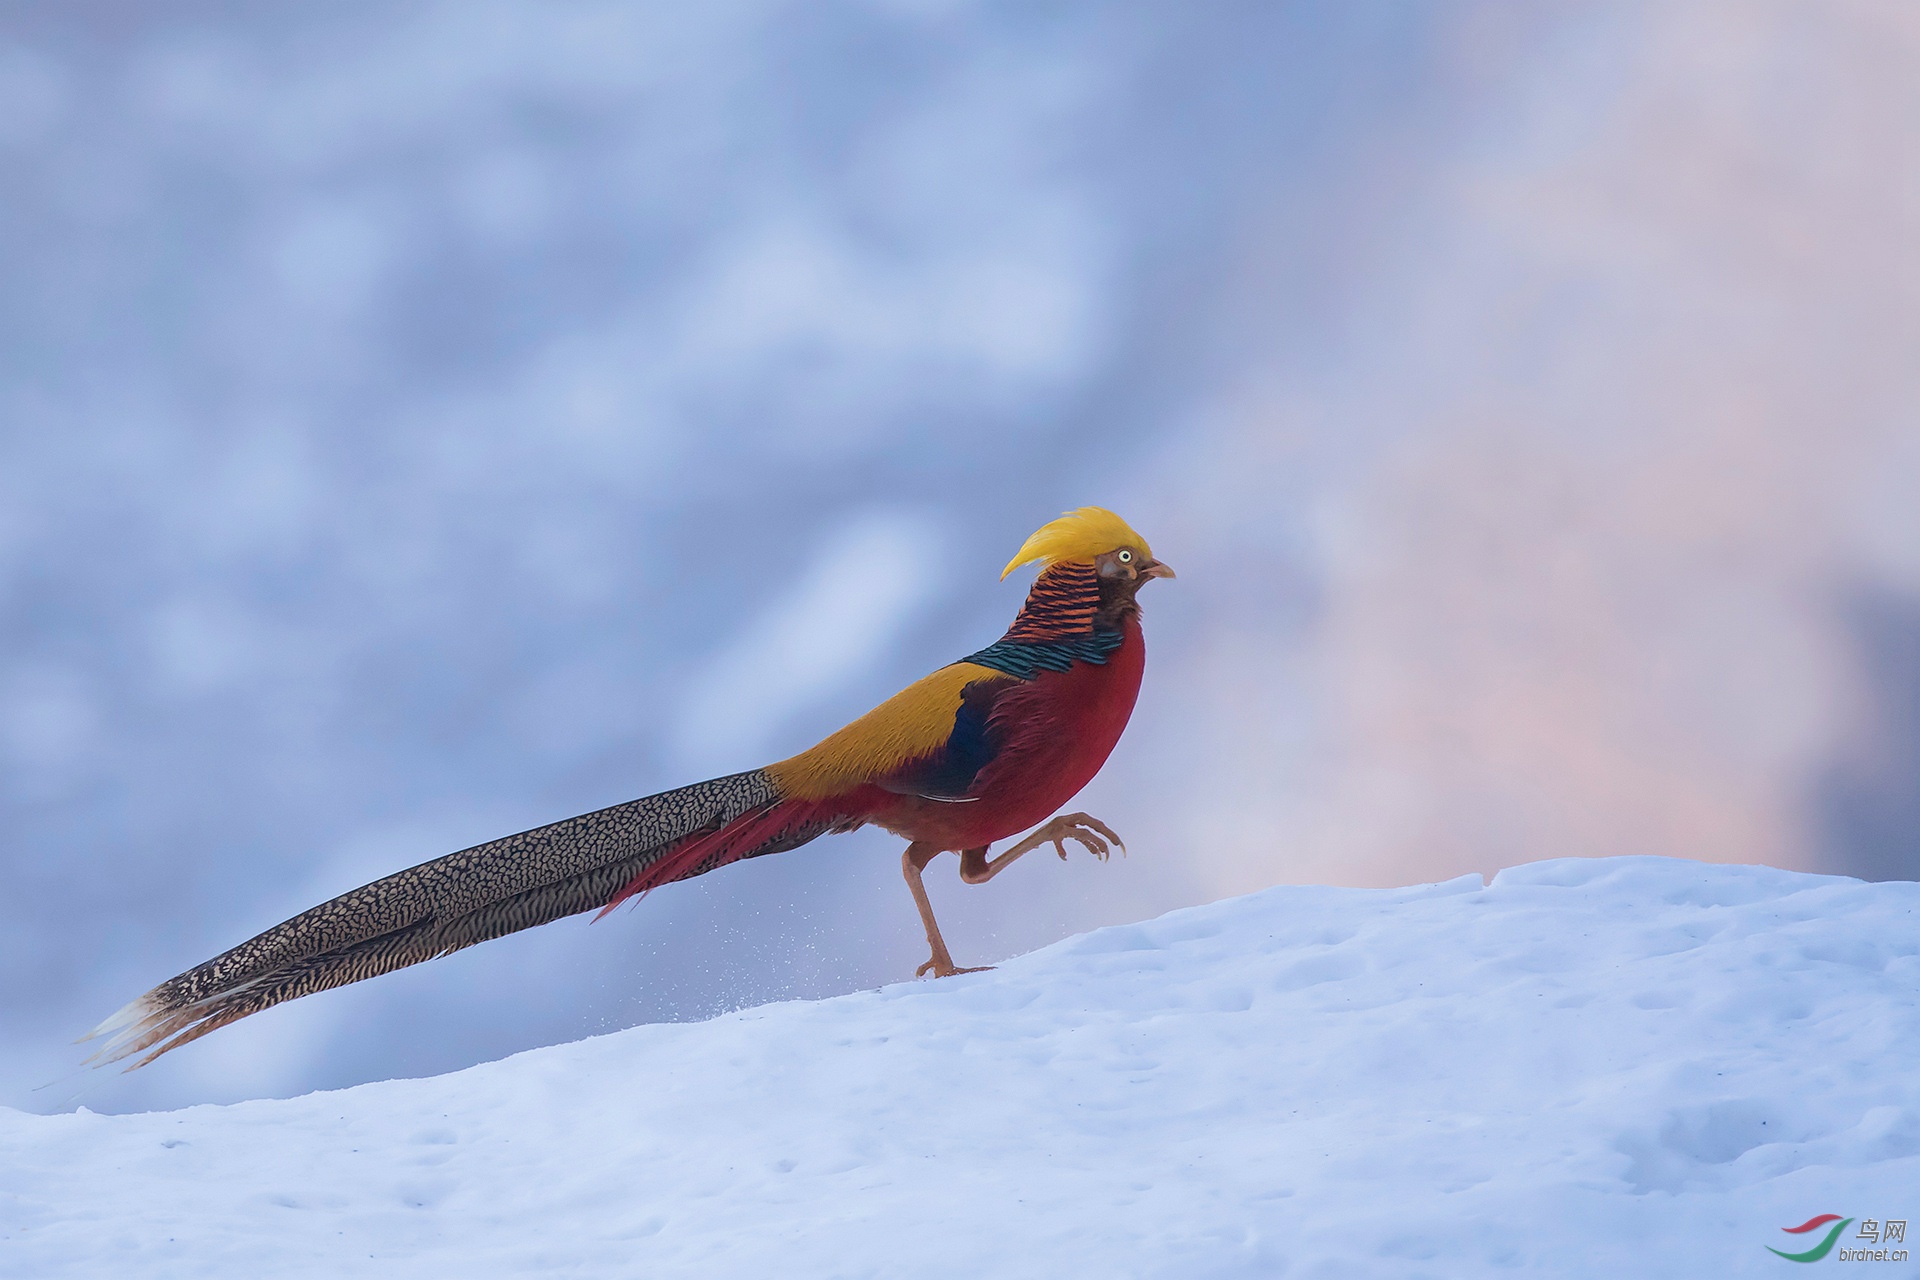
[1042,812,1127,863]
[916,957,994,979]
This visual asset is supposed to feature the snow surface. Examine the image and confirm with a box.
[4,856,1917,1278]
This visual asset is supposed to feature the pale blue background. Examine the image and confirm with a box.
[4,1,1916,1112]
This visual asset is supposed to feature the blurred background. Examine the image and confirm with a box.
[2,1,1916,1114]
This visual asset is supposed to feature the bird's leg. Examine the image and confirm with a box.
[902,842,991,979]
[958,812,1126,886]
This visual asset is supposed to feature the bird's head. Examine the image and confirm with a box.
[1001,507,1175,595]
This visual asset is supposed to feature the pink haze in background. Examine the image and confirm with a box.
[1133,1,1920,896]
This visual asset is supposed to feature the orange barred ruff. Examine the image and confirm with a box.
[999,561,1101,642]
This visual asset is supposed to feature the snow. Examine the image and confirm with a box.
[4,856,1917,1278]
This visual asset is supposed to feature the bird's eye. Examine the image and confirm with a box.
[1117,550,1133,563]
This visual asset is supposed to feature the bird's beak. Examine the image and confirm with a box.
[1140,559,1176,581]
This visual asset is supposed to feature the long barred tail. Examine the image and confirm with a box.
[85,771,857,1069]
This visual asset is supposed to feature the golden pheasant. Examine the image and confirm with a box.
[88,507,1173,1068]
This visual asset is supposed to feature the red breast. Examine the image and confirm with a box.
[874,613,1146,849]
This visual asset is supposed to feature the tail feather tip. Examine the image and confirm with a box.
[78,993,166,1066]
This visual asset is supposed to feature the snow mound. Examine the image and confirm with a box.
[4,857,1917,1278]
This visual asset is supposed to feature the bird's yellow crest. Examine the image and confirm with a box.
[1001,507,1154,580]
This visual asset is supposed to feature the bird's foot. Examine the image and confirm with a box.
[1025,812,1127,863]
[915,956,994,979]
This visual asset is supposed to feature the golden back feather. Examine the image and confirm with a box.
[1001,506,1153,580]
[765,661,1009,801]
